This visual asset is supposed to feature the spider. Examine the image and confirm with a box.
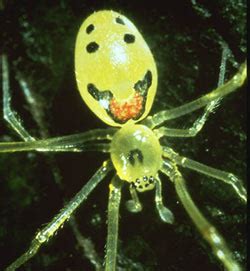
[1,10,246,271]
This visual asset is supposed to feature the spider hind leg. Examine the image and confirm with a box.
[162,146,247,203]
[161,160,242,271]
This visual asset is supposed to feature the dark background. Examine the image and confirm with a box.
[0,0,246,270]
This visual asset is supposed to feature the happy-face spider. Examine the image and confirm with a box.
[1,9,247,271]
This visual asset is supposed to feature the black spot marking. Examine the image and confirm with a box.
[87,84,113,100]
[87,84,99,100]
[86,70,152,124]
[143,176,148,181]
[134,70,152,95]
[128,149,144,166]
[124,34,135,43]
[86,24,94,34]
[116,17,125,25]
[86,42,99,53]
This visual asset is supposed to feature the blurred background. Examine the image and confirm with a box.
[0,1,246,270]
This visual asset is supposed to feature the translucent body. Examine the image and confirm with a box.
[110,123,162,192]
[75,10,157,126]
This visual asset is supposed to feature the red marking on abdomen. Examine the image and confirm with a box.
[110,92,143,122]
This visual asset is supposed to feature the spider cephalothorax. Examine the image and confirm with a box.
[110,123,162,192]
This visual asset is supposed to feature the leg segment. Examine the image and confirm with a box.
[2,54,114,268]
[2,54,34,141]
[1,54,116,153]
[143,61,246,129]
[5,160,113,271]
[154,125,216,138]
[126,184,142,213]
[154,177,174,223]
[154,43,230,138]
[105,176,122,271]
[14,62,106,267]
[162,146,247,203]
[0,131,114,153]
[161,160,242,271]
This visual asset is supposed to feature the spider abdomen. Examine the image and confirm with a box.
[75,10,157,127]
[110,123,162,192]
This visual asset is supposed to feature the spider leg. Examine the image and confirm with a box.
[2,54,113,268]
[10,59,105,268]
[1,54,117,152]
[154,125,217,138]
[0,135,112,152]
[143,61,246,129]
[154,43,230,138]
[161,160,242,271]
[155,176,174,223]
[4,160,113,271]
[105,176,122,271]
[2,54,34,141]
[162,146,246,203]
[126,184,143,213]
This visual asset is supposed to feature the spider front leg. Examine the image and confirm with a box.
[1,54,117,153]
[143,61,246,129]
[161,160,242,271]
[105,176,122,271]
[162,146,247,203]
[5,160,113,271]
